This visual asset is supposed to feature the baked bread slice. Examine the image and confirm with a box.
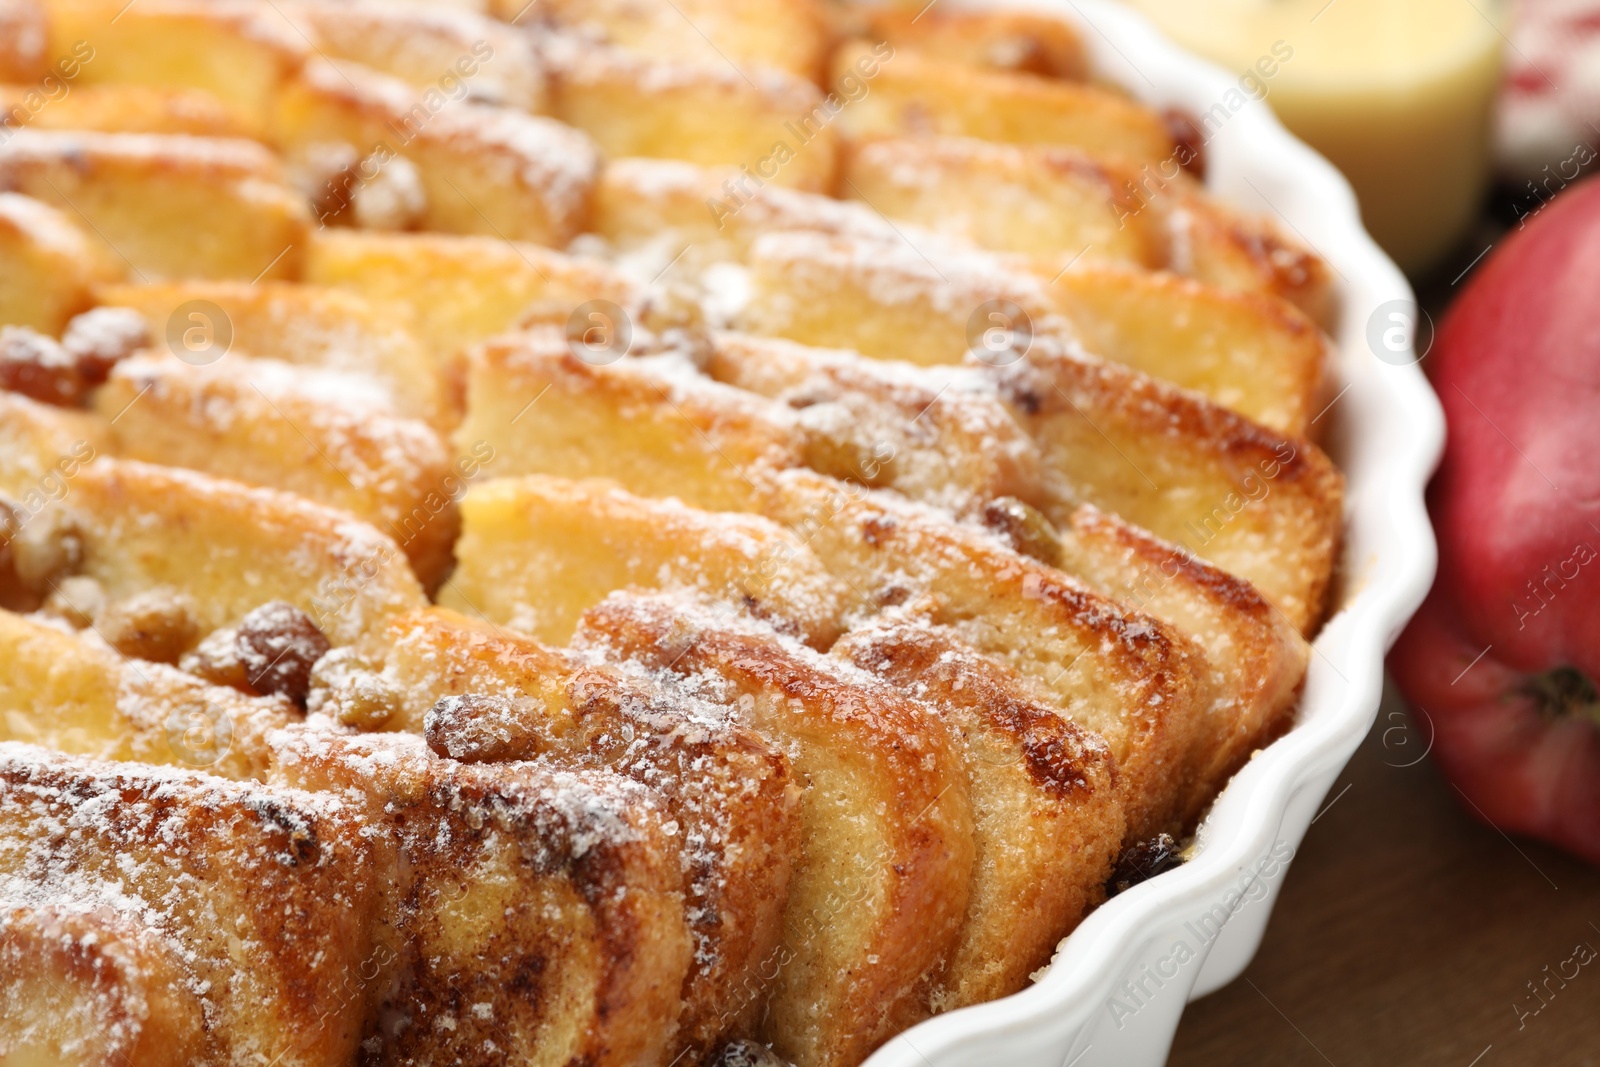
[454,334,804,513]
[838,134,1335,329]
[738,228,1326,436]
[573,592,974,1067]
[832,615,1124,1009]
[853,6,1090,81]
[94,352,460,589]
[0,193,119,334]
[0,82,255,138]
[831,40,1174,167]
[270,729,694,1067]
[0,389,106,501]
[444,473,852,647]
[0,607,295,779]
[94,280,449,428]
[303,229,636,362]
[9,459,425,649]
[0,742,382,1067]
[841,135,1169,269]
[993,347,1343,633]
[593,155,905,272]
[533,0,830,81]
[545,34,839,193]
[270,57,596,243]
[306,605,801,1057]
[0,129,308,281]
[40,0,307,134]
[755,467,1206,840]
[0,903,208,1067]
[278,1,546,113]
[701,330,1045,513]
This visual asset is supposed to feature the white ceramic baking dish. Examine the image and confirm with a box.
[861,2,1445,1065]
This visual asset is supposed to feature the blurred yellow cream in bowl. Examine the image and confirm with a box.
[1125,0,1506,275]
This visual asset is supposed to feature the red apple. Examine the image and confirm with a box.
[1389,174,1600,866]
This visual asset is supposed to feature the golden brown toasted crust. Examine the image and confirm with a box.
[832,616,1124,1010]
[270,729,693,1067]
[1170,190,1339,331]
[990,348,1344,632]
[0,742,381,1067]
[308,606,801,1057]
[1043,264,1328,437]
[573,592,974,1067]
[0,904,207,1067]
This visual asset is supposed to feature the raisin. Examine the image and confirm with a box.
[424,692,543,763]
[981,496,1062,567]
[0,326,86,406]
[351,153,426,232]
[61,307,148,383]
[709,1040,791,1067]
[234,601,330,707]
[1161,107,1207,179]
[1107,833,1183,897]
[802,426,895,489]
[289,141,361,227]
[0,499,25,611]
[861,514,897,546]
[96,590,199,664]
[180,626,252,691]
[308,647,403,730]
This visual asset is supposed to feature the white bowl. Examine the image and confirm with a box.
[861,2,1444,1065]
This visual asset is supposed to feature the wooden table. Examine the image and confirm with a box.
[1169,683,1600,1066]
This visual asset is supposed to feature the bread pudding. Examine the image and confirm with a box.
[0,1,1343,1064]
